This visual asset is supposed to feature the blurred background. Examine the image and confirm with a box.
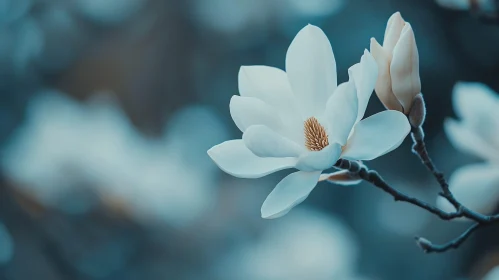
[1,0,499,279]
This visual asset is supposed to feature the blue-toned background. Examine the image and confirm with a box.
[1,0,499,279]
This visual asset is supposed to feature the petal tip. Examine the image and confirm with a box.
[261,206,287,219]
[389,11,404,23]
[298,23,324,37]
[206,146,216,157]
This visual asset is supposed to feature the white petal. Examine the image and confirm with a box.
[324,80,358,146]
[286,24,337,118]
[296,143,342,171]
[261,170,321,219]
[342,110,410,161]
[370,38,403,112]
[238,65,294,103]
[348,49,379,123]
[208,140,296,179]
[436,164,499,215]
[238,66,304,143]
[229,95,282,132]
[238,65,298,118]
[383,12,405,53]
[444,118,499,162]
[319,170,362,186]
[390,23,421,114]
[243,125,304,158]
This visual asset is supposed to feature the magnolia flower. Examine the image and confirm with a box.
[437,82,499,214]
[370,12,421,115]
[208,24,410,219]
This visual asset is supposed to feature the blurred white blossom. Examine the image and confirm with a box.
[214,208,363,280]
[208,24,409,219]
[484,266,499,280]
[438,82,499,214]
[2,90,228,227]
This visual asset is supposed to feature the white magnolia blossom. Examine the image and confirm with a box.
[438,82,499,214]
[370,12,421,114]
[208,24,411,219]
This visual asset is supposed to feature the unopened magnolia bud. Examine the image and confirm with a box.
[408,93,426,127]
[390,23,421,114]
[370,38,403,112]
[371,12,421,114]
[383,12,405,52]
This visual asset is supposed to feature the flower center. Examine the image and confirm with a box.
[304,117,329,151]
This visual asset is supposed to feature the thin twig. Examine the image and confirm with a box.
[410,126,498,223]
[334,158,497,253]
[334,159,464,220]
[415,223,482,253]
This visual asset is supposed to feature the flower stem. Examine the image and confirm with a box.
[334,156,498,253]
[410,126,499,224]
[334,159,464,220]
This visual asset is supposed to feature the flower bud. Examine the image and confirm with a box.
[383,12,405,53]
[370,38,403,112]
[390,23,421,114]
[370,12,421,115]
[408,93,426,128]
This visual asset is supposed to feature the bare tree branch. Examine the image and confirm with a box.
[415,223,483,253]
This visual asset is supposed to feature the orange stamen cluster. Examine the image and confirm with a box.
[304,117,329,151]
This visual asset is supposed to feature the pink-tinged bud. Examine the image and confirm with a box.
[390,23,421,114]
[370,12,422,115]
[409,93,426,128]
